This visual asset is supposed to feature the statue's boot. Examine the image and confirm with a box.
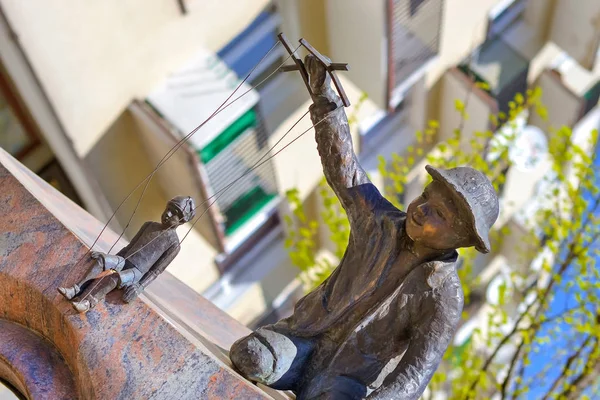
[71,299,91,313]
[58,284,80,300]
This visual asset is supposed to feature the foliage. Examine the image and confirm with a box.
[283,85,600,399]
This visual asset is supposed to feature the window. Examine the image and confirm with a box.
[217,5,284,90]
[486,0,527,40]
[388,0,443,108]
[583,80,600,117]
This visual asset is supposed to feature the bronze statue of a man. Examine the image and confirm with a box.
[229,55,499,399]
[58,196,195,313]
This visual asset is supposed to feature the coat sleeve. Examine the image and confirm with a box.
[139,244,180,288]
[307,55,384,226]
[368,281,463,400]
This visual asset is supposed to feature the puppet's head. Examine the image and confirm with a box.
[162,196,196,227]
[405,166,499,253]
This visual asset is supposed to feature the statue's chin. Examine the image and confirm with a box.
[405,218,418,242]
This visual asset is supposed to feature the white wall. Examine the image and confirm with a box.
[548,0,600,70]
[0,0,270,156]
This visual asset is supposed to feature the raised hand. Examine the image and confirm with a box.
[305,54,331,96]
[90,251,107,269]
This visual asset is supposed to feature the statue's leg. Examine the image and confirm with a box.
[230,328,314,390]
[116,267,142,289]
[57,260,103,300]
[71,273,119,313]
[298,376,366,400]
[59,255,126,301]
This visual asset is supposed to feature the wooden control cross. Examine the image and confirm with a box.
[277,33,351,107]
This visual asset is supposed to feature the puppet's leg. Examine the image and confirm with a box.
[70,272,119,313]
[58,255,125,300]
[230,328,313,390]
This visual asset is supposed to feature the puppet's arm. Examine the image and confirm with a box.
[122,244,180,302]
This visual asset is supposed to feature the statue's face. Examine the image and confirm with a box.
[405,181,472,250]
[161,205,183,228]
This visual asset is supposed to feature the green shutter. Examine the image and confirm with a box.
[198,110,257,163]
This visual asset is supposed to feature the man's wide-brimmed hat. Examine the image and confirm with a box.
[425,165,499,253]
[167,196,196,223]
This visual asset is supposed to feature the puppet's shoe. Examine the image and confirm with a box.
[58,285,79,300]
[71,300,91,313]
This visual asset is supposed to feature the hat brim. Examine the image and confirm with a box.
[425,165,491,253]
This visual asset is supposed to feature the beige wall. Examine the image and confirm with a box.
[326,0,387,108]
[438,69,495,149]
[270,76,368,202]
[528,70,583,133]
[547,0,600,70]
[128,102,224,252]
[0,0,270,156]
[426,0,503,88]
[85,110,169,237]
[297,0,330,56]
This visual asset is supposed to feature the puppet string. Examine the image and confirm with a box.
[124,107,338,260]
[106,41,289,254]
[75,41,301,268]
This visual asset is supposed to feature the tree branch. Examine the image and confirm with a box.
[541,335,594,400]
[561,338,600,400]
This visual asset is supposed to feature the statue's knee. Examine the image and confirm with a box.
[230,328,298,385]
[230,333,275,384]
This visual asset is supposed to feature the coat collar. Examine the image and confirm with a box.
[424,251,458,289]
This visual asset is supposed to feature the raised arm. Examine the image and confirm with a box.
[139,244,180,288]
[305,55,378,218]
[368,284,463,400]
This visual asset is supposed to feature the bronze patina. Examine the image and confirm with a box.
[229,52,499,400]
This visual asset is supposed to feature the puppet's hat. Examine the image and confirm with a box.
[425,165,499,253]
[168,196,196,223]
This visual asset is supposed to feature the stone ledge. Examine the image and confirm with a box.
[0,148,285,399]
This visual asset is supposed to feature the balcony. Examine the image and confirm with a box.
[458,35,530,116]
[528,51,600,132]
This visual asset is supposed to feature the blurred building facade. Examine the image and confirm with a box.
[0,0,598,343]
